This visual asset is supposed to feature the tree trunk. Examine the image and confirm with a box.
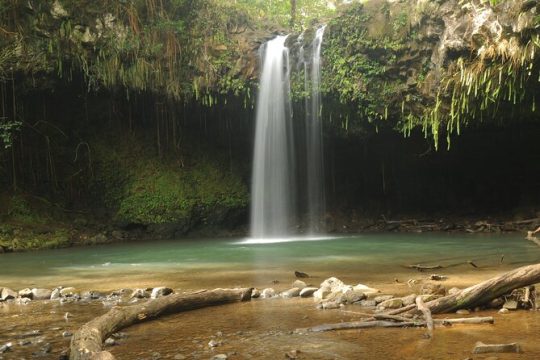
[69,288,252,360]
[290,0,296,28]
[423,263,540,314]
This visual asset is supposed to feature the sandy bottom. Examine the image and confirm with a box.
[1,266,540,360]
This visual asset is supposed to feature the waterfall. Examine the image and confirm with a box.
[306,25,326,234]
[250,35,295,238]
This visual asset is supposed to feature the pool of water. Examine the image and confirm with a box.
[1,233,538,292]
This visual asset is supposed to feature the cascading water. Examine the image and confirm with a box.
[250,35,295,238]
[306,25,326,234]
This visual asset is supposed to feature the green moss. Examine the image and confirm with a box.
[92,135,248,225]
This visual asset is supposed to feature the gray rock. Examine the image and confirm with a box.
[472,341,521,354]
[320,277,346,293]
[151,287,173,299]
[299,287,318,298]
[50,287,62,300]
[208,339,221,348]
[32,288,52,300]
[342,289,366,304]
[377,298,403,309]
[281,288,301,298]
[81,290,103,300]
[19,288,33,299]
[59,287,78,297]
[503,299,518,310]
[0,342,12,353]
[261,288,276,299]
[130,289,148,299]
[373,295,394,304]
[1,288,17,301]
[357,299,377,307]
[292,280,307,289]
[62,331,73,338]
[313,287,331,300]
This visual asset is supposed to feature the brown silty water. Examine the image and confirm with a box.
[0,265,540,359]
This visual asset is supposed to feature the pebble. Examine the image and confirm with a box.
[208,339,221,348]
[456,309,470,315]
[299,287,318,298]
[62,331,73,337]
[212,355,227,360]
[104,337,116,346]
[498,308,509,314]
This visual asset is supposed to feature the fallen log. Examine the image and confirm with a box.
[416,296,433,338]
[70,288,252,360]
[434,316,494,325]
[303,320,421,333]
[419,263,540,314]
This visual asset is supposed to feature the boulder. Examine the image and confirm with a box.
[150,287,173,299]
[299,287,318,298]
[377,298,403,310]
[313,287,332,301]
[292,280,307,289]
[32,288,52,300]
[421,283,446,296]
[50,287,62,300]
[356,299,377,307]
[281,288,301,298]
[1,288,17,301]
[261,288,276,299]
[320,277,346,293]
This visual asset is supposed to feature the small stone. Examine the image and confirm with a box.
[472,341,521,354]
[62,331,73,337]
[498,308,509,314]
[251,289,261,298]
[299,287,318,298]
[357,299,377,307]
[0,342,12,353]
[212,355,227,360]
[353,284,379,295]
[421,283,446,296]
[151,287,173,299]
[373,295,394,304]
[130,289,147,299]
[342,289,366,304]
[261,288,276,299]
[104,338,116,346]
[313,287,331,300]
[208,339,221,348]
[59,287,78,297]
[50,288,62,300]
[502,300,518,310]
[19,288,33,299]
[292,280,307,289]
[377,298,403,309]
[281,288,301,298]
[456,309,470,315]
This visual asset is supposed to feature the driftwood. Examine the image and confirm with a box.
[472,341,521,354]
[69,288,252,360]
[417,263,540,314]
[301,316,493,333]
[416,296,433,338]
